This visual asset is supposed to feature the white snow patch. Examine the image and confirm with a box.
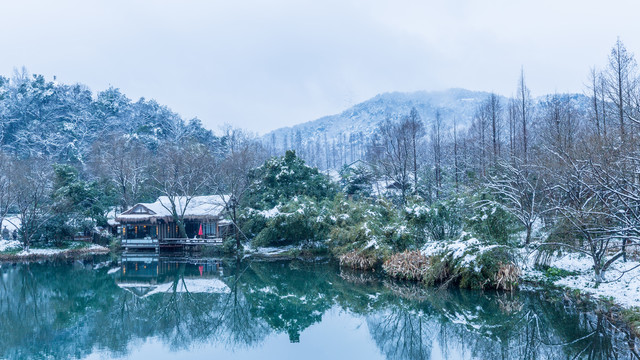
[0,240,20,252]
[422,237,483,260]
[521,251,640,308]
[11,244,108,257]
[15,248,64,256]
[259,207,282,219]
[364,238,379,250]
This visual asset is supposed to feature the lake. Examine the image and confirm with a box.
[0,253,637,359]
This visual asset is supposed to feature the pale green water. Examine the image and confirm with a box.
[0,254,637,359]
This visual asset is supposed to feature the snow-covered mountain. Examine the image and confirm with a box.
[262,88,591,170]
[265,88,494,146]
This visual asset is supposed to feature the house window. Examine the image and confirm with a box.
[124,224,157,239]
[132,205,149,214]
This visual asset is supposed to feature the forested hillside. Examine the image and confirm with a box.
[0,68,219,163]
[263,88,591,170]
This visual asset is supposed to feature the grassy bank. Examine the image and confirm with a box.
[0,241,109,261]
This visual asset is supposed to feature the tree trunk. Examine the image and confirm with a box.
[593,263,603,286]
[413,137,418,195]
[177,219,187,238]
[525,224,532,245]
[233,205,241,252]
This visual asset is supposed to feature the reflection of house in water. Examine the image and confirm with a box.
[114,253,229,297]
[116,195,234,252]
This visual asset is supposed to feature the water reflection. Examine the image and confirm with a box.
[0,256,637,359]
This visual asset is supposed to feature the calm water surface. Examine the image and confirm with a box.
[0,254,638,359]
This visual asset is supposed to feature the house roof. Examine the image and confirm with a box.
[116,195,229,223]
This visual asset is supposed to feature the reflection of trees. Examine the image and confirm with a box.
[218,257,270,349]
[368,307,434,360]
[114,260,270,352]
[0,259,271,359]
[365,284,638,360]
[235,259,335,342]
[0,258,637,359]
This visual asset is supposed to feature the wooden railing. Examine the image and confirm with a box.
[122,237,223,249]
[122,238,159,249]
[161,238,223,245]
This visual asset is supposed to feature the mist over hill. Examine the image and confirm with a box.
[262,88,591,170]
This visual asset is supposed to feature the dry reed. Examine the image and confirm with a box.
[339,250,378,270]
[495,262,521,291]
[382,250,430,281]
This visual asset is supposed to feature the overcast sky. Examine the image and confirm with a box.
[1,0,639,134]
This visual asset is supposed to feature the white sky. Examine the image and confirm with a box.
[1,0,639,134]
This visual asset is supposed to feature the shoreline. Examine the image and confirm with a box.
[4,240,638,337]
[261,248,640,337]
[0,244,110,262]
[519,278,640,337]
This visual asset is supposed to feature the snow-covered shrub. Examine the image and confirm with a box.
[404,198,463,244]
[466,200,519,245]
[244,150,337,209]
[327,198,407,259]
[242,151,339,248]
[339,163,374,200]
[249,196,332,247]
[423,238,519,290]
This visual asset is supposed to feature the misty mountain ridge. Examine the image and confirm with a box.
[265,88,591,140]
[265,88,493,141]
[262,88,591,169]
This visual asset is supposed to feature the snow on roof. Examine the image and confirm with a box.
[117,278,230,297]
[117,195,229,222]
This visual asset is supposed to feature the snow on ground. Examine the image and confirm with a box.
[10,244,108,257]
[520,251,640,309]
[107,267,121,275]
[245,245,297,256]
[0,240,21,252]
[421,234,640,310]
[15,248,66,256]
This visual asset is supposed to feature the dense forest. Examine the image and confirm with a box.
[1,40,639,290]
